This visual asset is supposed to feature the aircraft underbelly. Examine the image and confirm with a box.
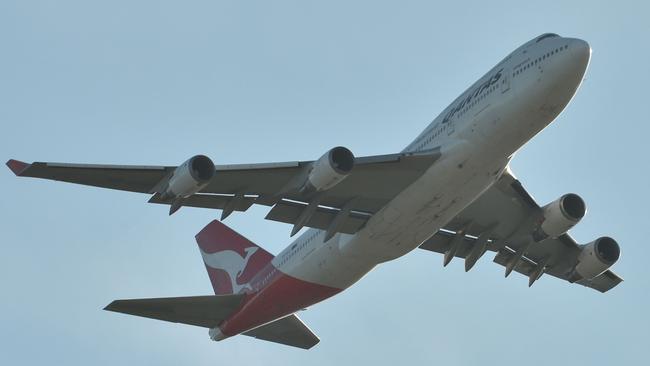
[285,142,509,289]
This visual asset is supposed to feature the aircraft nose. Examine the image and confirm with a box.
[568,38,591,70]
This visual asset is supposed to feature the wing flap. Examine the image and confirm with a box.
[148,193,255,212]
[419,230,476,259]
[493,249,538,277]
[265,199,370,234]
[243,314,319,349]
[104,294,245,328]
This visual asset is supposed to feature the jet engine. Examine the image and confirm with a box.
[300,147,355,193]
[574,237,621,279]
[533,193,586,240]
[161,155,215,200]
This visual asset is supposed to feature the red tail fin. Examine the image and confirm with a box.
[195,220,274,295]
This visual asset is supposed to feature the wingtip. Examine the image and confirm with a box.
[103,301,118,311]
[103,299,128,312]
[6,159,30,176]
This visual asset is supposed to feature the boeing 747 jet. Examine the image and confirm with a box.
[8,33,622,349]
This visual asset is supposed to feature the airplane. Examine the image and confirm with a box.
[7,33,622,349]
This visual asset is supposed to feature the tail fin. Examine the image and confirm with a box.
[195,220,274,295]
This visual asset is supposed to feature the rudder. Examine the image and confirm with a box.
[195,220,274,295]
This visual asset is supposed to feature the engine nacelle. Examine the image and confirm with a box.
[575,237,621,279]
[533,193,586,241]
[301,147,355,193]
[162,155,215,199]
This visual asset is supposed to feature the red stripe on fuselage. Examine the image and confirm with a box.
[218,263,342,337]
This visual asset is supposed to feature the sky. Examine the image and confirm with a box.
[1,1,648,365]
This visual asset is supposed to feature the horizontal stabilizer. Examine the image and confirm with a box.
[104,294,244,328]
[243,314,320,349]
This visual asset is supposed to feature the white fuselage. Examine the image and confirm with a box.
[272,35,591,291]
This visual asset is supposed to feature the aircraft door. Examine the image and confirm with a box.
[501,68,511,93]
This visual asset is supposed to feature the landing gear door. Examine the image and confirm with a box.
[501,68,511,93]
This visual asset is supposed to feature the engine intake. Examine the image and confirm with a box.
[162,155,215,200]
[575,237,621,279]
[534,193,586,240]
[189,155,216,181]
[559,193,586,221]
[302,147,355,193]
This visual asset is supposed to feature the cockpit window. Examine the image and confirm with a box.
[536,33,559,43]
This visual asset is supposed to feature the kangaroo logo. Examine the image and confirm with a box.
[200,247,259,293]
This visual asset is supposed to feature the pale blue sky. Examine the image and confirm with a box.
[1,1,648,365]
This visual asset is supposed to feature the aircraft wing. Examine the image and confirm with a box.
[419,167,623,292]
[7,148,439,236]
